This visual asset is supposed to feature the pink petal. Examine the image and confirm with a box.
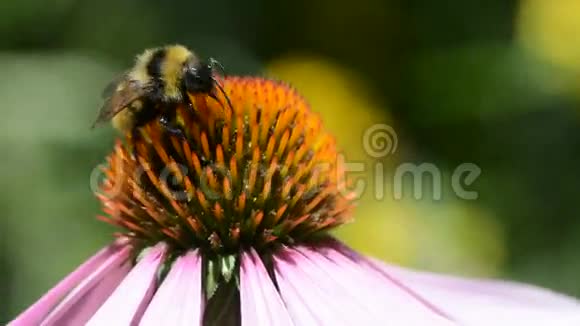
[294,246,406,323]
[274,245,453,325]
[41,245,132,325]
[370,258,580,325]
[321,242,453,322]
[275,247,369,325]
[87,243,167,326]
[140,250,204,326]
[272,252,325,326]
[9,239,131,326]
[240,249,294,326]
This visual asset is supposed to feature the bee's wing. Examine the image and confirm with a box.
[101,71,130,99]
[91,77,148,129]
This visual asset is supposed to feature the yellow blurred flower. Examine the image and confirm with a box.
[335,196,506,277]
[410,200,506,277]
[518,0,580,72]
[518,0,580,95]
[333,198,417,265]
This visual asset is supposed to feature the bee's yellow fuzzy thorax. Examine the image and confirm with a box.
[129,48,156,83]
[129,45,195,100]
[162,45,194,99]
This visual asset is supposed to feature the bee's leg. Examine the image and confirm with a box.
[129,129,140,160]
[159,114,185,139]
[184,92,194,109]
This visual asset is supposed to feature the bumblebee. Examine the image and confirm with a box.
[91,45,231,136]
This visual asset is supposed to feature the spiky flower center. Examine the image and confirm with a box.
[97,77,353,254]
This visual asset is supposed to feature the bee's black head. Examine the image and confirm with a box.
[182,60,215,94]
[183,58,234,112]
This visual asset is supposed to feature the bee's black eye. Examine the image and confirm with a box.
[183,62,213,94]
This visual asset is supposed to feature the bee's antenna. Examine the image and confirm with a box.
[210,77,234,114]
[207,58,233,114]
[208,57,226,76]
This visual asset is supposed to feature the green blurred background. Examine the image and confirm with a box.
[1,0,580,321]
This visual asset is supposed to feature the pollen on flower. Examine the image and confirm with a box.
[97,77,355,254]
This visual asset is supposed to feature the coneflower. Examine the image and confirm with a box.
[11,77,580,325]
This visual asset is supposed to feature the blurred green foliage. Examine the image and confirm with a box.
[1,0,580,322]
